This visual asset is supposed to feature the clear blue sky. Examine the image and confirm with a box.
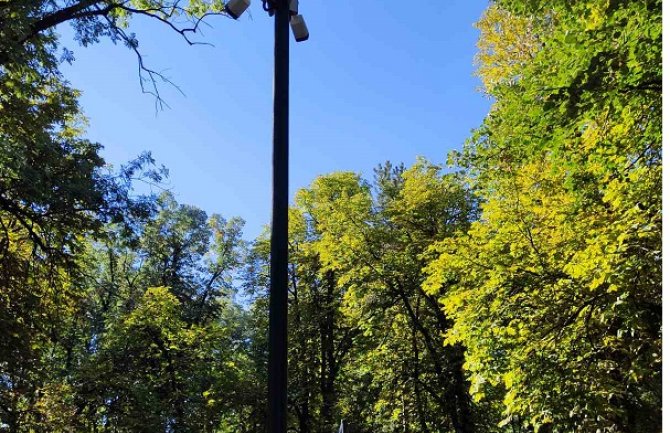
[59,1,491,239]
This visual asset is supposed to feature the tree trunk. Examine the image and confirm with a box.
[319,271,337,433]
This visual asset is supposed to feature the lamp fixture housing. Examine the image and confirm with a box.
[290,14,309,42]
[225,0,250,19]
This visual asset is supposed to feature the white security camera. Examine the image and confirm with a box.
[290,14,309,42]
[289,0,299,16]
[225,0,250,19]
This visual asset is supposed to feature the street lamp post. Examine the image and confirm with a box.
[224,2,309,433]
[268,3,289,433]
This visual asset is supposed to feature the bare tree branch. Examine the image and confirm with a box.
[4,1,229,107]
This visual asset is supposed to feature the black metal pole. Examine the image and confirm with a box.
[268,1,289,433]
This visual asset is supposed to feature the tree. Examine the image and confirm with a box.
[79,286,241,433]
[0,143,161,432]
[425,1,661,431]
[138,192,245,323]
[0,2,179,426]
[278,161,480,433]
[0,187,249,432]
[70,192,246,432]
[244,211,356,433]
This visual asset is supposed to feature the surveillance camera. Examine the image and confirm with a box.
[289,0,299,16]
[225,0,250,20]
[290,14,309,42]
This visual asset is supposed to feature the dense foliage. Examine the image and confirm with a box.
[0,0,661,432]
[426,1,661,431]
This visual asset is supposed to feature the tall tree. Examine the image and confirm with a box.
[0,0,217,426]
[245,211,357,433]
[425,1,661,431]
[285,162,480,433]
[70,192,246,432]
